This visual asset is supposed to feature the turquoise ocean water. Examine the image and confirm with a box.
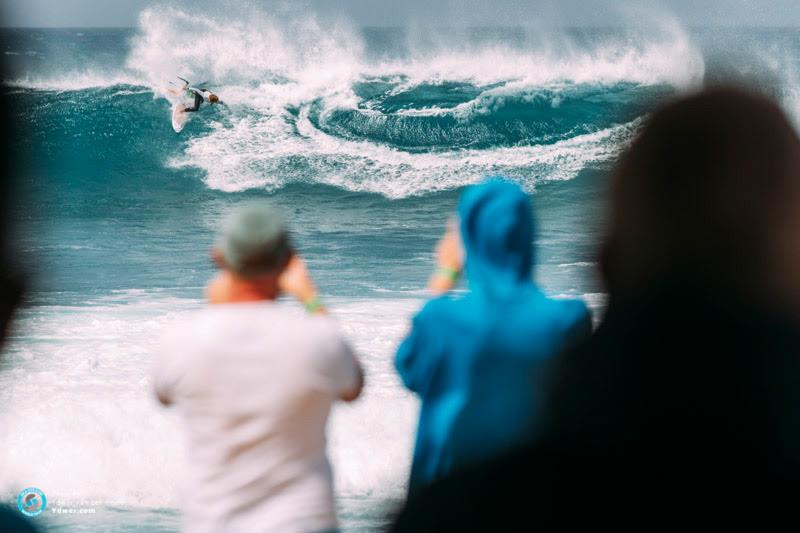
[2,6,799,530]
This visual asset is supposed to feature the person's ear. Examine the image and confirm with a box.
[211,247,227,269]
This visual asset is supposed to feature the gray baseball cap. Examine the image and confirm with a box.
[217,202,292,277]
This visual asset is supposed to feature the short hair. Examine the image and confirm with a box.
[209,94,219,103]
[217,202,292,277]
[604,86,800,296]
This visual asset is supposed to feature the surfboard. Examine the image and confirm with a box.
[172,102,189,133]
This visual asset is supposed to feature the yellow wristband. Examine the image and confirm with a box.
[304,296,323,313]
[436,266,461,282]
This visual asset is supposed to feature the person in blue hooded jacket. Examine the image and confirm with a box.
[396,178,592,496]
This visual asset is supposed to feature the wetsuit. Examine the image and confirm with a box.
[183,88,208,113]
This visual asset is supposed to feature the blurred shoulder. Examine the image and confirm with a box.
[555,297,591,321]
[160,307,219,344]
[421,293,466,315]
[540,295,592,334]
[296,312,352,351]
[305,312,346,336]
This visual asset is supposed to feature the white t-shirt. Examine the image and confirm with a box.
[154,302,360,533]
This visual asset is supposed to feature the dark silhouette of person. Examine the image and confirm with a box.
[391,87,800,530]
[0,177,35,533]
[0,22,37,532]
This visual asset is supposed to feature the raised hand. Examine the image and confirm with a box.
[279,254,325,313]
[206,271,234,304]
[428,219,464,294]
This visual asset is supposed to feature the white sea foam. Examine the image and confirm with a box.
[3,73,144,91]
[558,261,597,268]
[0,288,605,507]
[175,112,640,197]
[0,293,420,507]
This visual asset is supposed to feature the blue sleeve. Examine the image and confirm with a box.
[396,303,444,396]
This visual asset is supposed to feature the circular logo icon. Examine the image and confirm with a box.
[17,487,47,517]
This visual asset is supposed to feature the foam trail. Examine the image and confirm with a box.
[170,113,640,197]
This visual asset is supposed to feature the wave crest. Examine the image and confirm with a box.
[8,5,708,197]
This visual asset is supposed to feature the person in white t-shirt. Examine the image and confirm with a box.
[154,202,364,533]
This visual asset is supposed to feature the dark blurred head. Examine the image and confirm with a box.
[602,87,800,308]
[214,202,292,278]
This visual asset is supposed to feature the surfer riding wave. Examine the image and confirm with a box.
[170,76,223,112]
[168,76,225,132]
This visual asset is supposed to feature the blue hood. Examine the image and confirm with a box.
[397,180,592,494]
[458,179,535,298]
